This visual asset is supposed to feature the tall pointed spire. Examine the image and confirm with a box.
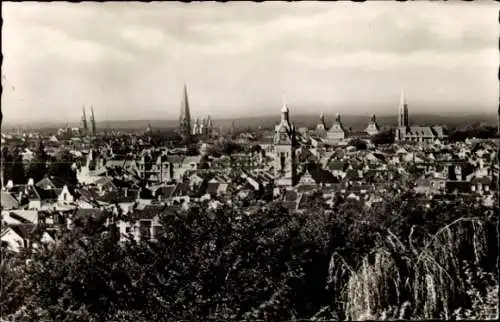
[398,88,408,128]
[81,105,88,135]
[90,105,96,137]
[179,83,192,138]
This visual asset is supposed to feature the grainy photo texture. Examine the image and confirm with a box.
[1,1,499,321]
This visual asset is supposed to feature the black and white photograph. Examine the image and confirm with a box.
[1,1,498,320]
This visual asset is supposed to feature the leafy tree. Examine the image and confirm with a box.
[47,149,77,185]
[26,140,48,182]
[1,193,497,321]
[371,129,395,145]
[348,138,368,150]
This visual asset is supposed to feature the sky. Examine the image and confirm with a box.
[1,1,498,124]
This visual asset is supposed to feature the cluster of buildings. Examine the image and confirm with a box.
[179,84,217,139]
[1,85,496,253]
[55,105,97,139]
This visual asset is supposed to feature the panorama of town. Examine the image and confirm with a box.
[1,83,499,320]
[1,2,499,320]
[2,85,497,242]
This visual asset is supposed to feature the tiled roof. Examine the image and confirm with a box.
[183,156,202,165]
[308,168,340,184]
[1,191,19,210]
[327,161,346,171]
[37,188,60,201]
[152,185,177,200]
[11,224,36,240]
[471,176,492,185]
[431,126,446,137]
[284,190,299,202]
[9,210,39,224]
[74,208,104,216]
[409,126,435,138]
[132,204,166,220]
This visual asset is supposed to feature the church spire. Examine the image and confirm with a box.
[90,105,96,137]
[81,105,88,135]
[398,88,409,128]
[179,83,192,138]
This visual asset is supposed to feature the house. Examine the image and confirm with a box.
[22,181,42,210]
[95,176,118,191]
[76,150,108,185]
[147,184,176,202]
[470,176,492,194]
[119,205,164,242]
[57,185,75,204]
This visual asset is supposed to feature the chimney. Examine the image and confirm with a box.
[27,178,34,186]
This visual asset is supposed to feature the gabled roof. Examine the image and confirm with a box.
[431,126,446,137]
[11,224,36,240]
[36,176,72,190]
[94,177,118,191]
[308,168,340,184]
[77,188,100,202]
[1,191,19,210]
[74,208,107,219]
[9,210,39,224]
[471,176,492,185]
[408,126,435,138]
[36,188,60,201]
[183,155,202,165]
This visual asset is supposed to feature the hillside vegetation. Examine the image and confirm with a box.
[1,193,498,321]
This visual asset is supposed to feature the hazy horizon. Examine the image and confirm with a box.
[2,1,498,124]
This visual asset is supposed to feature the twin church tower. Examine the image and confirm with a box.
[80,105,97,137]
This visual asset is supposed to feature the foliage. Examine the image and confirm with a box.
[207,139,245,157]
[2,146,26,184]
[1,193,497,320]
[448,125,498,142]
[47,149,77,185]
[371,129,395,145]
[348,138,368,150]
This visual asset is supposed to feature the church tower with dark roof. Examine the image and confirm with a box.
[365,113,380,136]
[396,89,409,141]
[90,105,97,138]
[273,94,298,187]
[179,84,192,139]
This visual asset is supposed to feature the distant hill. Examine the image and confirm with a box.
[2,113,497,132]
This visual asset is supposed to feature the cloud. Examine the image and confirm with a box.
[1,1,498,123]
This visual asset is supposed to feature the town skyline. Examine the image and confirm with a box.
[2,1,498,123]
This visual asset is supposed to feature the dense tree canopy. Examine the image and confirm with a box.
[371,129,395,145]
[1,193,497,320]
[448,125,498,142]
